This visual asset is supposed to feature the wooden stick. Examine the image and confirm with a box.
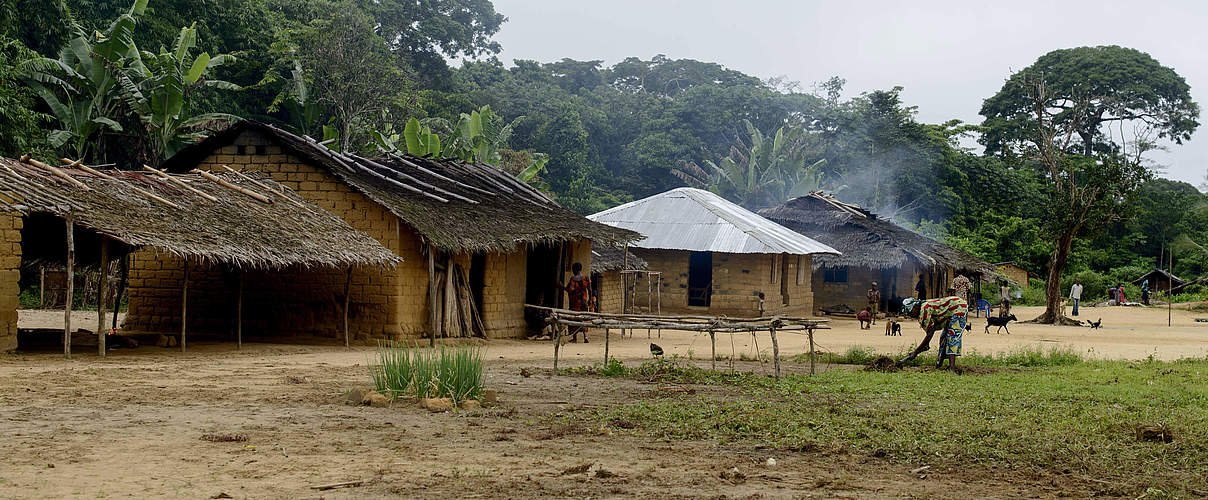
[604,328,610,364]
[709,330,716,370]
[309,480,363,491]
[427,248,437,347]
[39,265,44,308]
[236,270,243,350]
[181,258,189,353]
[22,155,90,191]
[60,158,117,181]
[808,328,816,376]
[64,215,74,360]
[344,265,352,348]
[142,165,218,202]
[770,324,781,381]
[552,316,561,371]
[219,165,304,207]
[729,328,736,373]
[192,169,272,203]
[97,237,108,356]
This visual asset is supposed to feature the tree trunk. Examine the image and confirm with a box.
[1034,228,1080,325]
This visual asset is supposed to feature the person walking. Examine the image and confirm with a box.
[1141,279,1150,305]
[1117,284,1126,305]
[915,275,927,300]
[1069,279,1083,316]
[866,282,881,325]
[556,262,593,343]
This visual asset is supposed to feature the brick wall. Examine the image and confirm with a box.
[0,212,21,351]
[478,244,527,339]
[811,262,959,315]
[634,249,813,317]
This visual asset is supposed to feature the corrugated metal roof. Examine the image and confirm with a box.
[589,188,840,255]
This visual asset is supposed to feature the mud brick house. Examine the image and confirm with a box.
[590,244,649,314]
[127,121,638,341]
[995,262,1031,288]
[759,192,995,314]
[0,156,397,353]
[589,188,838,317]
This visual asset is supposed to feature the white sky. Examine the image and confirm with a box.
[488,0,1208,185]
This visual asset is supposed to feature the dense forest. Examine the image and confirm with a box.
[3,0,1208,304]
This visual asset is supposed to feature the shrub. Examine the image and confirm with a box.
[371,343,485,403]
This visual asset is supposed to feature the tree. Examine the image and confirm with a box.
[353,0,504,87]
[1009,75,1152,324]
[118,24,241,163]
[0,37,51,158]
[981,46,1199,157]
[290,6,411,152]
[21,0,147,162]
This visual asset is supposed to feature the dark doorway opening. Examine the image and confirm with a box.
[687,251,712,307]
[470,253,486,322]
[525,243,562,333]
[779,255,790,306]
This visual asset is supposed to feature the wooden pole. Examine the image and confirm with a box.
[192,169,272,203]
[181,259,189,353]
[770,324,781,381]
[604,328,610,364]
[729,329,736,373]
[709,329,716,370]
[142,165,218,202]
[113,253,127,331]
[808,328,817,375]
[552,316,561,371]
[1169,247,1173,327]
[96,237,108,356]
[344,265,352,348]
[64,215,74,360]
[236,270,243,350]
[656,274,662,339]
[647,275,652,339]
[427,248,437,347]
[39,265,44,308]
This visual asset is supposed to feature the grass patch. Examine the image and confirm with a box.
[795,344,1086,368]
[370,342,485,403]
[567,356,1208,496]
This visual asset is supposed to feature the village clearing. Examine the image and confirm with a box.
[1,305,1206,498]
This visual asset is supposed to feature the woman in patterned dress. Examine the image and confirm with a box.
[898,295,968,369]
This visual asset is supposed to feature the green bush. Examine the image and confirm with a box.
[370,343,485,403]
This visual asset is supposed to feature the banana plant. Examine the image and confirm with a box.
[117,23,241,163]
[20,0,147,161]
[403,117,441,157]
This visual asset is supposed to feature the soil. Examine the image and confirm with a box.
[1,304,1196,498]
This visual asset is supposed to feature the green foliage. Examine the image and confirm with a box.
[370,342,485,403]
[0,37,51,158]
[401,117,442,157]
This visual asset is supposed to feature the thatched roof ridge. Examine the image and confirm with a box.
[161,121,642,253]
[759,192,995,277]
[1132,268,1184,287]
[0,157,400,269]
[591,244,648,273]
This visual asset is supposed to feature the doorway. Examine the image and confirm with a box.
[469,253,486,321]
[779,254,790,306]
[525,243,563,333]
[687,251,712,307]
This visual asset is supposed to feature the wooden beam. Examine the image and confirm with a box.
[192,169,272,204]
[427,248,436,347]
[58,160,182,209]
[64,215,74,360]
[22,155,90,191]
[142,165,218,202]
[96,237,108,356]
[60,158,117,181]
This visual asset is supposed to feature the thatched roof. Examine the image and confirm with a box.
[759,192,995,277]
[161,121,641,253]
[0,157,400,269]
[1133,269,1184,287]
[591,244,647,273]
[589,188,838,255]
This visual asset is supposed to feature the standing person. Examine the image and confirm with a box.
[999,281,1012,318]
[1107,285,1118,305]
[556,262,593,343]
[951,274,972,303]
[1141,279,1150,305]
[1117,284,1126,305]
[1069,279,1083,317]
[915,275,927,300]
[867,282,881,325]
[897,295,968,369]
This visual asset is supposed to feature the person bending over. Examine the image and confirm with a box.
[897,295,968,369]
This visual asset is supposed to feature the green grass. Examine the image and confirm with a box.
[563,355,1208,496]
[370,342,485,403]
[796,344,1086,368]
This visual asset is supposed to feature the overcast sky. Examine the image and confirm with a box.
[488,0,1207,186]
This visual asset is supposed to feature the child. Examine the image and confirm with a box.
[857,307,872,330]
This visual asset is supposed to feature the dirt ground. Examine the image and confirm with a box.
[1,305,1201,498]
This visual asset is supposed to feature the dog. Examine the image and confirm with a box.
[984,314,1018,334]
[650,343,664,356]
[1088,318,1102,329]
[884,319,901,336]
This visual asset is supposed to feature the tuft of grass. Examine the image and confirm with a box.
[370,342,485,403]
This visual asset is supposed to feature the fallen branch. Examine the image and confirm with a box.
[309,480,363,491]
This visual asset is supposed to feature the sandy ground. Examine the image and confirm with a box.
[0,305,1201,498]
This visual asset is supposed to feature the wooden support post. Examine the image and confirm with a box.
[808,328,817,375]
[64,216,74,360]
[709,330,716,370]
[552,316,561,371]
[656,274,662,339]
[113,254,128,331]
[770,324,781,381]
[729,330,736,373]
[343,265,352,348]
[236,270,243,350]
[427,248,436,347]
[96,237,108,356]
[604,328,610,364]
[181,259,189,353]
[39,265,45,308]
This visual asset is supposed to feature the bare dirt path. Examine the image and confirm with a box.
[0,343,1101,499]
